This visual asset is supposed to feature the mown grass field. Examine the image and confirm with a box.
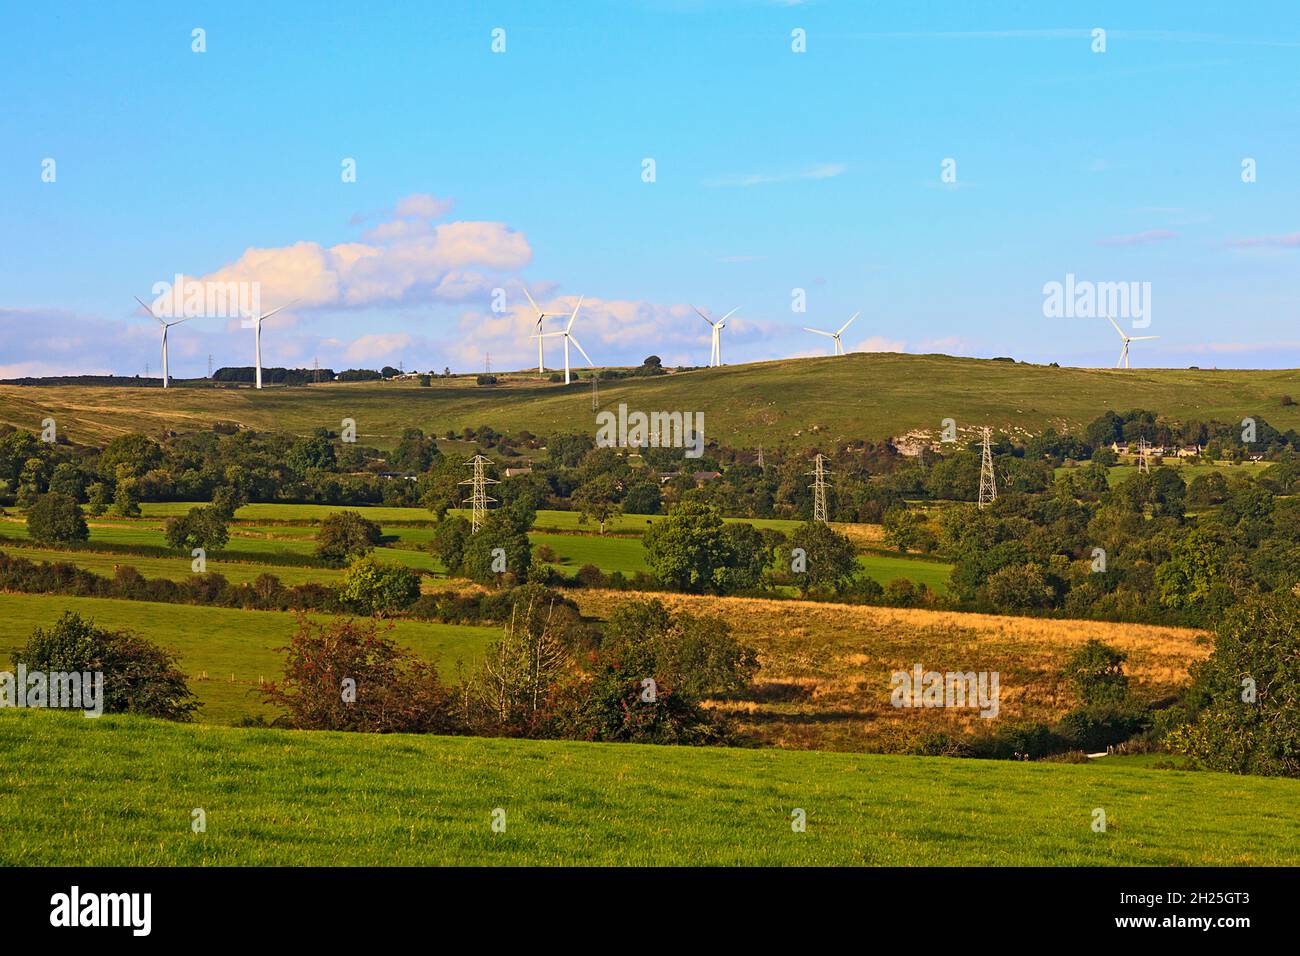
[0,592,499,724]
[2,709,1298,865]
[572,590,1208,752]
[6,353,1299,449]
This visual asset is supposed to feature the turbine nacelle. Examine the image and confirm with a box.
[803,311,859,356]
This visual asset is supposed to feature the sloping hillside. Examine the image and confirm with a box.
[2,352,1298,449]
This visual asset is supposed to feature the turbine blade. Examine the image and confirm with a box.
[718,307,740,324]
[522,286,541,315]
[569,335,594,366]
[803,328,834,338]
[567,296,584,332]
[693,306,715,327]
[1105,315,1125,338]
[1129,335,1159,341]
[837,311,860,335]
[135,295,164,323]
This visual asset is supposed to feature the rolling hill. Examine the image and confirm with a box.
[3,353,1299,449]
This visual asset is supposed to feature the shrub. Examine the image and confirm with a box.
[1062,639,1130,706]
[1057,703,1149,752]
[263,616,459,733]
[12,611,199,721]
[26,492,89,544]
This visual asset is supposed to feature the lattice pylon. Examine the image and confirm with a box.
[459,454,499,533]
[978,427,997,510]
[807,453,831,523]
[1137,437,1151,474]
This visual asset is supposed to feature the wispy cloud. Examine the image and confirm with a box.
[705,162,846,188]
[1096,229,1178,247]
[1229,233,1300,248]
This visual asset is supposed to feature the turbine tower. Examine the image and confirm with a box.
[134,296,192,389]
[978,427,998,510]
[241,302,295,389]
[693,306,739,367]
[534,296,592,384]
[807,454,832,524]
[522,286,565,375]
[803,312,860,356]
[1107,316,1158,369]
[459,454,499,533]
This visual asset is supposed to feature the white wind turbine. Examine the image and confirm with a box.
[240,302,296,389]
[693,305,739,367]
[534,296,592,384]
[1107,315,1158,369]
[522,286,566,375]
[135,295,192,388]
[803,311,860,356]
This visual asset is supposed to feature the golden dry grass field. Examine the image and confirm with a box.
[573,590,1209,752]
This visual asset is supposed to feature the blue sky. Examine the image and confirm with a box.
[2,0,1298,378]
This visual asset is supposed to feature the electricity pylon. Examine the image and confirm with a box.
[756,445,765,471]
[978,427,997,510]
[808,453,831,523]
[459,455,499,533]
[591,370,599,411]
[1137,437,1151,474]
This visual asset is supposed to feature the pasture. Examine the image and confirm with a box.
[2,709,1297,865]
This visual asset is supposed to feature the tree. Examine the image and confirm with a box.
[1062,640,1130,706]
[546,433,594,469]
[787,521,859,595]
[12,612,199,721]
[429,515,472,573]
[163,506,230,552]
[26,492,89,544]
[881,505,933,553]
[390,428,438,473]
[315,510,382,566]
[622,481,662,515]
[981,562,1055,610]
[338,556,421,616]
[286,429,336,476]
[642,501,735,594]
[572,474,621,533]
[262,616,458,733]
[111,478,141,517]
[1165,592,1300,776]
[462,502,534,584]
[550,600,756,744]
[464,593,571,735]
[98,434,162,480]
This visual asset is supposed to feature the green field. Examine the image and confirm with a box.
[0,593,499,724]
[2,709,1296,865]
[6,353,1299,450]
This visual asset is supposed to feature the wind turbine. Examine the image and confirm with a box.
[522,286,566,375]
[1107,316,1158,369]
[803,311,860,356]
[240,302,295,389]
[534,296,592,384]
[693,306,739,367]
[134,296,192,388]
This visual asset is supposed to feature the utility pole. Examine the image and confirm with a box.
[978,427,997,510]
[459,455,499,533]
[313,357,320,384]
[485,352,491,375]
[207,354,213,378]
[807,453,831,524]
[591,370,600,411]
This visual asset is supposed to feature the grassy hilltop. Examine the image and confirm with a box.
[3,353,1299,449]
